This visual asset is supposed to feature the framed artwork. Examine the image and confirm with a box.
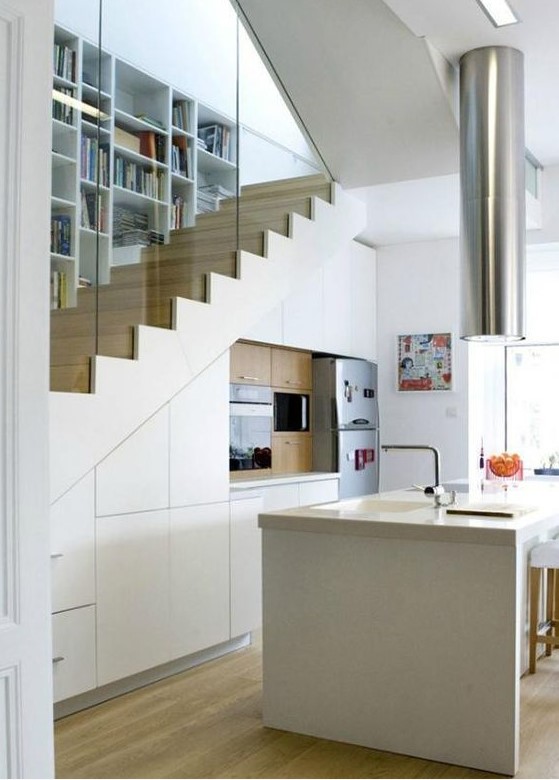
[397,333,452,392]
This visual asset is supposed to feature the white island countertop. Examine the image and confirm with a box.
[258,484,559,546]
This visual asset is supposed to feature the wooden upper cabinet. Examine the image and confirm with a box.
[271,348,312,391]
[230,342,271,385]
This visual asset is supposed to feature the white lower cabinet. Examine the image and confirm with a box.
[260,479,339,512]
[261,483,299,511]
[170,503,230,658]
[96,510,171,686]
[230,494,263,637]
[50,471,95,613]
[52,606,96,703]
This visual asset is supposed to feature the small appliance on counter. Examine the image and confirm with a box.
[229,383,272,471]
[312,357,379,498]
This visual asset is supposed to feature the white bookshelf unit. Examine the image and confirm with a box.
[51,24,238,308]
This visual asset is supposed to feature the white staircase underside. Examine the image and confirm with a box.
[50,183,366,502]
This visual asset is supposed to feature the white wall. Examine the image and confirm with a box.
[376,238,469,490]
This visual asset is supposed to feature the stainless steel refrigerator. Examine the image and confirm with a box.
[312,357,379,498]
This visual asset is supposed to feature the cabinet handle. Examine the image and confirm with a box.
[239,375,260,381]
[286,441,301,446]
[52,656,65,664]
[50,553,64,559]
[285,380,303,385]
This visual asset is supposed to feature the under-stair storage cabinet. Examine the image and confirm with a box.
[50,471,96,701]
[96,509,171,686]
[271,347,312,474]
[230,342,271,386]
[169,503,230,659]
[272,433,313,474]
[230,491,263,636]
[271,347,312,390]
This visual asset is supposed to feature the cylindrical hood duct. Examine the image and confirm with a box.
[460,46,526,342]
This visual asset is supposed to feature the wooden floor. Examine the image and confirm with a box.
[55,638,559,779]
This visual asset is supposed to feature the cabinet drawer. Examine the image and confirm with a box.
[50,472,95,613]
[52,606,96,703]
[299,479,339,507]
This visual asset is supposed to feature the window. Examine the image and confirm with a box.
[506,344,559,470]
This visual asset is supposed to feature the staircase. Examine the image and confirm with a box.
[50,175,366,500]
[50,175,333,393]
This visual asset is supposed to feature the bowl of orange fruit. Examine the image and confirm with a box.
[487,452,522,479]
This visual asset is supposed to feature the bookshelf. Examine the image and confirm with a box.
[51,24,238,307]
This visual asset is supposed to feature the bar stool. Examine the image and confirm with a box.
[529,541,559,673]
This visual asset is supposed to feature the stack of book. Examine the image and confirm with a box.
[51,215,72,256]
[171,137,192,178]
[51,269,68,309]
[53,43,76,82]
[112,206,164,247]
[114,155,166,200]
[171,194,186,229]
[196,184,234,214]
[81,191,106,232]
[197,124,231,161]
[81,136,110,186]
[52,87,75,125]
[172,101,189,132]
[113,207,149,247]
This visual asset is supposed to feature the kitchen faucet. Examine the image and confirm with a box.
[381,444,456,507]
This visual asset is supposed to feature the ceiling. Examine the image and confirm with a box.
[237,0,559,246]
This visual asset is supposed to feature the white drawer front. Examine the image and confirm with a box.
[50,472,95,612]
[298,479,339,507]
[52,606,96,703]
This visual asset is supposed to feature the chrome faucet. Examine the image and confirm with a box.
[381,444,456,507]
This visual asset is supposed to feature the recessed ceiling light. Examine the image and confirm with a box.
[475,0,519,27]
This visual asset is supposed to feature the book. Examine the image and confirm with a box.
[198,124,231,160]
[172,100,189,132]
[51,215,72,255]
[114,126,140,154]
[137,131,166,163]
[134,114,165,131]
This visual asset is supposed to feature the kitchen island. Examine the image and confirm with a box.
[258,486,559,776]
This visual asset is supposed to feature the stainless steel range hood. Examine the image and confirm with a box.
[460,46,526,342]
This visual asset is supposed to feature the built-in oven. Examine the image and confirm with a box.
[229,384,273,471]
[274,391,309,432]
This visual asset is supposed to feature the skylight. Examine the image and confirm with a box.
[476,0,519,27]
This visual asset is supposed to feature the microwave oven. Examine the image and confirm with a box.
[274,392,309,432]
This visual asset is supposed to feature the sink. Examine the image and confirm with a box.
[311,498,431,513]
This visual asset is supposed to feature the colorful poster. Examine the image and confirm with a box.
[397,333,452,392]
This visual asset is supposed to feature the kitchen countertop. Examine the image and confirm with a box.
[258,483,559,546]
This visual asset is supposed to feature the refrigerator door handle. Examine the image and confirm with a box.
[301,395,308,431]
[352,418,370,426]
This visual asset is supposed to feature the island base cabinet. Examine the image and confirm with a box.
[230,494,263,637]
[52,606,96,703]
[169,503,230,659]
[261,529,518,776]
